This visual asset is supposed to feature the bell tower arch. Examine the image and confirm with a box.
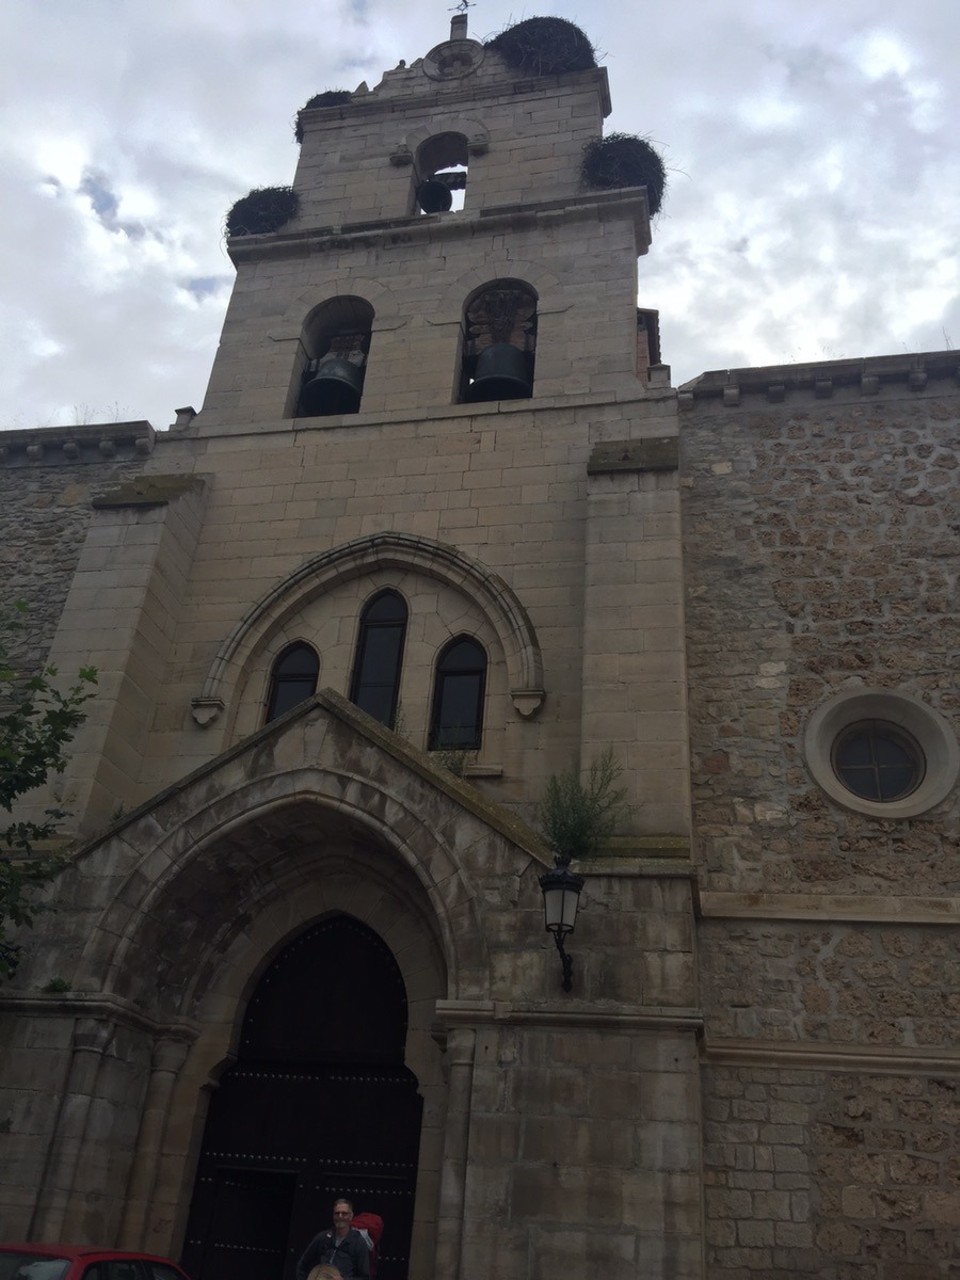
[195,12,653,427]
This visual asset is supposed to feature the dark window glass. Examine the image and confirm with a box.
[0,1257,71,1280]
[144,1265,185,1280]
[430,636,487,750]
[832,720,924,802]
[103,1264,143,1280]
[350,590,407,727]
[265,642,319,723]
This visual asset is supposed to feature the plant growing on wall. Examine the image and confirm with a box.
[537,746,629,861]
[0,603,96,978]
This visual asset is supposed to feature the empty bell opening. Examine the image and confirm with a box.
[465,343,533,403]
[416,179,453,214]
[299,355,365,417]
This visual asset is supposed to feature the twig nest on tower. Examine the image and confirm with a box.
[295,90,352,143]
[486,17,596,76]
[581,133,667,215]
[226,186,300,237]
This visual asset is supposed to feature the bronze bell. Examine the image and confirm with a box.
[416,179,453,213]
[299,356,365,416]
[465,342,533,402]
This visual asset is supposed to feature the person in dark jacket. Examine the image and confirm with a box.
[296,1199,370,1280]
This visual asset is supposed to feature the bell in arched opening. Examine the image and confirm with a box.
[299,350,366,416]
[460,281,537,404]
[294,296,374,418]
[416,179,454,213]
[464,342,533,402]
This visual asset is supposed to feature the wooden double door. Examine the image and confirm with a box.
[182,915,423,1280]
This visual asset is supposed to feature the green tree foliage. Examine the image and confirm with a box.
[0,603,96,978]
[537,746,629,862]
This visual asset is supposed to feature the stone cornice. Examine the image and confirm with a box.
[705,1036,960,1077]
[435,998,703,1033]
[698,891,960,926]
[679,350,960,408]
[0,420,156,465]
[0,990,200,1041]
[298,65,612,124]
[227,189,651,265]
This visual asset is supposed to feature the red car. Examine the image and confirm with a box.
[0,1246,189,1280]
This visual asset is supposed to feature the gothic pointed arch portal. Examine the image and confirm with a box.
[182,915,423,1280]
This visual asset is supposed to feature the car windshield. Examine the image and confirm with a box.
[0,1256,71,1280]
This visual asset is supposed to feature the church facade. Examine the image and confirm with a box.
[1,16,958,1280]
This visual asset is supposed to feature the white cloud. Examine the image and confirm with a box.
[0,0,958,424]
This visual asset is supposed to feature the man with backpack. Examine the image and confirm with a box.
[296,1199,370,1280]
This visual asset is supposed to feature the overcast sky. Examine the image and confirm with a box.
[1,0,957,431]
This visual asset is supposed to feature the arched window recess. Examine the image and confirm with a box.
[460,280,537,403]
[265,641,320,723]
[429,635,487,751]
[414,132,469,214]
[295,296,374,418]
[349,589,408,728]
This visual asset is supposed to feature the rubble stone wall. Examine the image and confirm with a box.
[682,385,960,896]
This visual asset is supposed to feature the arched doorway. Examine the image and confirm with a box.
[182,914,423,1280]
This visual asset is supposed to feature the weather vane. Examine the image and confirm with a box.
[450,0,474,13]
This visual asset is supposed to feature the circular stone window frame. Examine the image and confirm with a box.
[804,688,960,819]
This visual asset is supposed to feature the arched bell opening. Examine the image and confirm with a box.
[414,132,468,214]
[294,296,374,418]
[181,914,423,1280]
[459,280,538,403]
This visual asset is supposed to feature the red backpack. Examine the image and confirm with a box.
[352,1212,384,1278]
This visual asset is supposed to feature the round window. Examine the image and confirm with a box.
[804,689,959,818]
[831,720,925,802]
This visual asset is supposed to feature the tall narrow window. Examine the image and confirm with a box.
[460,280,537,403]
[265,642,319,722]
[349,590,408,727]
[429,636,487,750]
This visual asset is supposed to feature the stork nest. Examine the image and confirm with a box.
[226,186,300,237]
[486,17,596,76]
[581,133,667,214]
[295,90,352,143]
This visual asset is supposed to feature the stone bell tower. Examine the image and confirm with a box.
[1,15,700,1280]
[190,12,689,840]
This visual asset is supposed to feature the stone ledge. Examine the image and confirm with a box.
[603,834,690,858]
[0,991,199,1041]
[678,350,960,408]
[698,891,960,925]
[92,474,207,509]
[705,1036,960,1077]
[0,420,156,466]
[435,997,703,1033]
[194,384,678,438]
[296,64,612,128]
[584,858,695,880]
[228,189,651,264]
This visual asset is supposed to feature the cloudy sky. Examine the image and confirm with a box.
[1,0,957,431]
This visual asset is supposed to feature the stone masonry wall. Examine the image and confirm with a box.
[681,385,960,896]
[699,920,960,1049]
[703,1063,960,1278]
[0,428,150,672]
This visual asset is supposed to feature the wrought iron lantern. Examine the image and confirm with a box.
[538,854,584,992]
